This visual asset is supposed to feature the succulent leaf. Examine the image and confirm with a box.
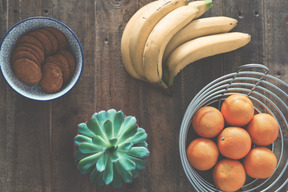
[96,152,109,172]
[115,162,133,183]
[112,165,123,188]
[74,110,149,188]
[74,150,88,161]
[117,125,138,144]
[126,147,150,158]
[78,152,103,171]
[80,166,94,175]
[119,154,136,171]
[109,137,118,146]
[96,111,108,126]
[89,168,98,183]
[92,135,109,147]
[103,120,113,139]
[79,142,103,154]
[131,170,139,179]
[118,116,137,136]
[124,154,146,170]
[118,141,133,152]
[128,131,147,144]
[110,151,120,162]
[78,123,96,137]
[107,109,117,120]
[74,135,93,146]
[87,118,106,140]
[134,141,148,148]
[103,158,114,185]
[95,171,105,186]
[113,111,124,136]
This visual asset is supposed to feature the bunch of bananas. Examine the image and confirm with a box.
[121,0,251,90]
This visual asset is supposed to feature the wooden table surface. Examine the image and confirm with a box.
[0,0,288,191]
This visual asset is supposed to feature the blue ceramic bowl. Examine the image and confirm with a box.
[0,17,83,101]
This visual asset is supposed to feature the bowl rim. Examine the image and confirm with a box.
[0,16,84,101]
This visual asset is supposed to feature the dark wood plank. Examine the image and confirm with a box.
[94,0,142,191]
[0,1,8,191]
[222,0,265,73]
[2,1,52,192]
[49,1,98,192]
[263,1,288,190]
[134,0,186,191]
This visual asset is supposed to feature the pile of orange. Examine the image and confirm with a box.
[186,94,279,192]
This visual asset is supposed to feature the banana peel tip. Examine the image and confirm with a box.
[205,0,213,10]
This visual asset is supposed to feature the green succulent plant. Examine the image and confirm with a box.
[74,109,149,188]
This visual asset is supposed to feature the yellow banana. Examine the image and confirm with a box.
[129,0,189,80]
[142,6,199,84]
[166,32,251,86]
[142,0,213,86]
[121,1,159,81]
[163,16,238,63]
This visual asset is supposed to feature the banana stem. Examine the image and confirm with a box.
[154,80,168,89]
[168,75,175,88]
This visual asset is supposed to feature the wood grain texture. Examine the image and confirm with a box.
[0,0,287,192]
[2,1,51,192]
[49,0,97,192]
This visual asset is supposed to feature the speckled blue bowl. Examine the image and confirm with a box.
[0,17,83,101]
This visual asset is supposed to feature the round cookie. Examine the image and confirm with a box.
[57,49,76,77]
[53,54,71,84]
[17,43,45,64]
[40,62,63,93]
[44,27,68,49]
[37,28,59,54]
[17,35,45,52]
[14,46,42,66]
[12,50,40,66]
[28,31,53,55]
[13,58,42,84]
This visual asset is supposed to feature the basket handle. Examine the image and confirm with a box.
[226,64,269,96]
[237,64,269,74]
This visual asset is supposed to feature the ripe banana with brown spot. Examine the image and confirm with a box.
[166,32,251,86]
[142,0,213,86]
[128,0,189,80]
[163,16,238,63]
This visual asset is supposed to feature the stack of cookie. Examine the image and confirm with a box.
[11,27,76,93]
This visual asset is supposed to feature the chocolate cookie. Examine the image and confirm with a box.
[17,43,45,64]
[40,62,63,93]
[12,50,40,66]
[37,28,59,54]
[44,27,68,50]
[53,54,71,84]
[13,58,42,84]
[14,46,41,66]
[17,35,45,52]
[57,49,76,77]
[28,30,53,55]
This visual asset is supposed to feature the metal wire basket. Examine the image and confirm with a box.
[179,64,288,192]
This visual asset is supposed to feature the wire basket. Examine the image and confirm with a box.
[179,64,288,192]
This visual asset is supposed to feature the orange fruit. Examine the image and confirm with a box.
[217,127,251,160]
[221,94,254,127]
[213,159,246,192]
[243,147,277,179]
[186,138,219,171]
[192,106,225,138]
[247,113,279,146]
